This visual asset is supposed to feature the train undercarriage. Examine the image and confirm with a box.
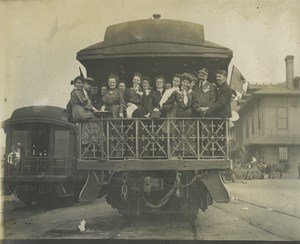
[79,169,230,218]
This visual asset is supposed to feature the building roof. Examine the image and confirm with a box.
[253,86,300,95]
[250,135,300,145]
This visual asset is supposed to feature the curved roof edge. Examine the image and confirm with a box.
[2,106,77,130]
[77,18,233,60]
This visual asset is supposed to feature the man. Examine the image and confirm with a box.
[82,77,95,99]
[90,86,102,110]
[200,70,232,118]
[192,68,216,117]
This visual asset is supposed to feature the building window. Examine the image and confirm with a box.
[252,114,255,135]
[278,107,287,129]
[279,147,288,160]
[246,119,249,138]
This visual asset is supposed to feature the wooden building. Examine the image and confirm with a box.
[232,56,300,176]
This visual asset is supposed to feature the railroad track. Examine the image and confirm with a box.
[212,197,299,241]
[106,218,131,239]
[234,197,300,219]
[106,213,200,240]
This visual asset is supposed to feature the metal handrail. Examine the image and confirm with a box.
[79,117,230,160]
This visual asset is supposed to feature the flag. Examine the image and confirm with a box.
[230,65,248,95]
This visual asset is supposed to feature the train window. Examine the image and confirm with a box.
[11,130,28,156]
[54,130,70,155]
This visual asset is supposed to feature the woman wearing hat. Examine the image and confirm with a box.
[101,74,126,118]
[161,73,196,157]
[70,76,98,123]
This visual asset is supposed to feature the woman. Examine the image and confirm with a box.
[162,73,193,117]
[70,76,98,123]
[145,76,166,116]
[124,72,146,118]
[118,82,126,94]
[142,76,154,116]
[101,74,126,118]
[162,73,196,157]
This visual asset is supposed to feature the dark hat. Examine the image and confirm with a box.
[198,68,209,75]
[216,70,227,77]
[71,76,84,85]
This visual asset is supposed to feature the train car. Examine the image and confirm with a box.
[1,106,82,207]
[76,16,233,219]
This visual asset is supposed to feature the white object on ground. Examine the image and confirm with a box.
[78,220,86,232]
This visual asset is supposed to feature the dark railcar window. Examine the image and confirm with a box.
[11,130,28,156]
[54,130,70,155]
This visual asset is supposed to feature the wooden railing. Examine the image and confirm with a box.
[79,118,230,160]
[3,156,74,177]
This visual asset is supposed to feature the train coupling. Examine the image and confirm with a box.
[143,177,163,194]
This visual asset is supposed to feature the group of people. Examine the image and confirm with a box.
[67,68,233,123]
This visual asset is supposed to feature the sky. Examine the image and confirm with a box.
[0,0,300,146]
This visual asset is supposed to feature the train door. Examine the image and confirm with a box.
[31,124,50,157]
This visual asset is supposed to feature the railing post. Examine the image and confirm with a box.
[167,118,171,159]
[135,119,139,159]
[107,119,110,160]
[197,119,200,160]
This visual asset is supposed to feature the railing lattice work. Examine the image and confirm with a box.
[79,118,229,160]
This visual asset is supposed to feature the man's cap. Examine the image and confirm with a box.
[216,70,227,77]
[84,77,95,84]
[198,68,209,75]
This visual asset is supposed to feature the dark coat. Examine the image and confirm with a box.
[70,88,96,122]
[145,89,164,113]
[208,82,232,118]
[102,88,126,118]
[91,93,103,110]
[162,89,193,117]
[192,80,216,117]
[124,87,147,117]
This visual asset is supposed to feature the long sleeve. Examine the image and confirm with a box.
[208,85,232,114]
[209,84,217,105]
[71,89,90,107]
[161,91,177,112]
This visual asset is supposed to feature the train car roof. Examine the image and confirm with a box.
[77,18,233,60]
[2,106,77,130]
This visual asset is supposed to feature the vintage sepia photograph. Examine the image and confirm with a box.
[0,0,299,242]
